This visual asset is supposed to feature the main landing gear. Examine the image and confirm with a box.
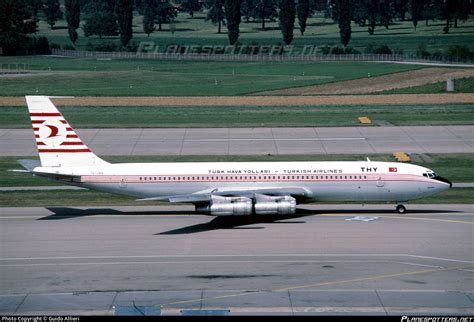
[396,204,407,214]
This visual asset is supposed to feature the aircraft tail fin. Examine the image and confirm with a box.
[26,96,109,168]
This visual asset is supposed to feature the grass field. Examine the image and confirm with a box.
[382,77,474,94]
[0,57,422,96]
[35,13,474,55]
[2,154,473,187]
[2,104,473,128]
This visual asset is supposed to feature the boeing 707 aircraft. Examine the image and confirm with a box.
[18,96,452,215]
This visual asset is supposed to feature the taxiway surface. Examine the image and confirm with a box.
[0,204,472,315]
[1,125,473,156]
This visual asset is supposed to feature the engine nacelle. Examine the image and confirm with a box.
[254,195,296,215]
[196,195,253,216]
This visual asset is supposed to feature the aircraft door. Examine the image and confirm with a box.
[120,177,128,189]
[376,176,385,187]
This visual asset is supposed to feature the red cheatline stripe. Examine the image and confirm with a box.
[30,113,61,117]
[38,149,91,153]
[60,142,85,146]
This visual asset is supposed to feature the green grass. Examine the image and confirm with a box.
[381,77,474,94]
[2,104,474,128]
[0,58,421,96]
[2,154,473,187]
[34,13,474,55]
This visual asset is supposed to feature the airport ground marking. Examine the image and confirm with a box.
[159,264,472,308]
[318,213,474,225]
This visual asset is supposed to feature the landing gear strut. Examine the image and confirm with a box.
[396,204,407,214]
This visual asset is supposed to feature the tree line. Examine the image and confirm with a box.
[0,0,472,55]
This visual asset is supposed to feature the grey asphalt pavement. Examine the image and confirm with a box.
[0,204,472,315]
[1,125,472,156]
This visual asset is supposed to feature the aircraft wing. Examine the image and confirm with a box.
[137,186,313,203]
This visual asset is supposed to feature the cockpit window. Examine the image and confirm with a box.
[423,172,436,178]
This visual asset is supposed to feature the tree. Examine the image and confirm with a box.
[278,0,296,45]
[205,0,225,34]
[297,0,310,35]
[43,0,63,29]
[353,0,395,35]
[453,0,471,28]
[116,0,133,46]
[142,0,155,36]
[409,0,424,30]
[438,0,455,33]
[225,0,241,44]
[333,0,352,47]
[64,0,81,45]
[0,0,38,54]
[241,0,256,23]
[256,0,278,30]
[83,11,118,38]
[180,0,202,18]
[155,0,178,31]
[393,0,408,20]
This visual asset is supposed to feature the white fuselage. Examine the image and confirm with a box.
[35,160,450,203]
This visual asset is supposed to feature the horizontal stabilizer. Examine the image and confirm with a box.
[17,159,41,172]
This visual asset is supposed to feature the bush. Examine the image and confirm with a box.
[319,45,360,55]
[447,45,473,61]
[62,44,76,50]
[416,44,431,58]
[50,42,61,50]
[372,45,392,55]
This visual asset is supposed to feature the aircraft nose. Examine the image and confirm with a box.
[433,176,452,188]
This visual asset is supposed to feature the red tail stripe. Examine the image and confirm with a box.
[60,142,85,146]
[38,149,91,153]
[31,120,45,124]
[66,134,78,138]
[30,113,62,117]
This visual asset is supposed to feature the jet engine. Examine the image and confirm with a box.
[254,194,296,215]
[196,195,253,216]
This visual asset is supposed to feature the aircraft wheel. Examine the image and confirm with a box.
[396,204,407,214]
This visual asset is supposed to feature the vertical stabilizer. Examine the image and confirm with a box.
[26,96,109,167]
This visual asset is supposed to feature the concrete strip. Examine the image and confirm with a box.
[1,126,472,156]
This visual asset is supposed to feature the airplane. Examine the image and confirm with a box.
[17,96,452,215]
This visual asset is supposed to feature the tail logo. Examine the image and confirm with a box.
[37,120,67,147]
[45,125,60,138]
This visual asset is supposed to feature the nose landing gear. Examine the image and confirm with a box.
[396,204,407,214]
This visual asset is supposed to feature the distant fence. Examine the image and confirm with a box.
[51,49,473,65]
[0,63,30,74]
